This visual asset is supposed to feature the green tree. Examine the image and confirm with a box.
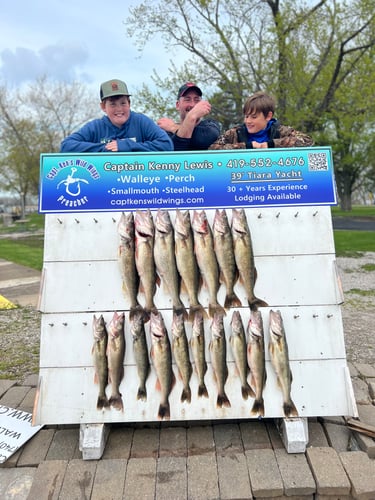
[126,0,375,209]
[0,78,99,212]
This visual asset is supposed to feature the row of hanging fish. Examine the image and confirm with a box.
[92,308,298,420]
[117,208,268,322]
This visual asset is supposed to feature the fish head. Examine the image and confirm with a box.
[135,210,154,238]
[269,309,284,338]
[230,310,244,335]
[171,311,185,337]
[192,310,204,333]
[118,212,134,240]
[130,309,145,337]
[210,311,225,339]
[213,209,229,235]
[248,310,264,338]
[155,209,172,235]
[174,209,191,238]
[192,210,208,235]
[231,208,248,235]
[150,311,167,342]
[108,311,125,338]
[93,314,107,341]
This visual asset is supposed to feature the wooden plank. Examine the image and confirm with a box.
[43,206,335,262]
[34,361,355,426]
[39,254,340,313]
[39,306,346,368]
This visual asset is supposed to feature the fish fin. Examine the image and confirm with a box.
[217,393,231,408]
[188,304,207,322]
[97,395,110,410]
[137,387,147,401]
[250,398,265,417]
[109,394,124,412]
[224,292,242,310]
[129,305,145,321]
[198,383,209,398]
[248,297,269,311]
[158,402,170,420]
[173,303,188,320]
[242,383,256,400]
[283,400,299,418]
[208,302,226,319]
[181,386,192,403]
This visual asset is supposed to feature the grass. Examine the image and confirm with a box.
[0,209,374,269]
[331,205,375,217]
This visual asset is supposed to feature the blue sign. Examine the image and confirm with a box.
[39,147,336,213]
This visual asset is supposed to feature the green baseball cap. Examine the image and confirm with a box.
[100,79,131,100]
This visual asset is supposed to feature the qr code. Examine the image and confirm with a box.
[308,152,328,171]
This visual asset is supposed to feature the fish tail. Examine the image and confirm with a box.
[96,395,110,410]
[208,302,226,319]
[283,400,299,417]
[224,292,242,310]
[137,386,147,401]
[188,304,207,322]
[181,386,192,403]
[217,392,231,408]
[248,297,269,311]
[250,398,265,417]
[242,383,256,400]
[198,383,209,398]
[109,394,124,412]
[173,303,188,320]
[129,304,146,321]
[158,402,170,420]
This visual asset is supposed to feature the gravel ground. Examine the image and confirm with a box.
[0,253,374,380]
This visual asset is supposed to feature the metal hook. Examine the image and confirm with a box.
[62,322,68,326]
[327,314,333,318]
[257,213,262,219]
[313,314,319,318]
[293,315,299,319]
[313,211,318,217]
[294,212,299,218]
[276,212,280,218]
[57,218,63,224]
[48,323,54,327]
[75,219,80,224]
[112,218,116,223]
[93,218,98,223]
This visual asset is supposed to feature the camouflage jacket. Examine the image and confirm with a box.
[208,121,313,150]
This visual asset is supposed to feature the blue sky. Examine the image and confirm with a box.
[0,0,176,95]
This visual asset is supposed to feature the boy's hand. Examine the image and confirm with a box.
[105,140,118,152]
[252,141,268,149]
[157,117,179,133]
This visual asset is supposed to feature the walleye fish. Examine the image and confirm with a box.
[192,210,226,318]
[171,311,193,403]
[107,311,126,411]
[154,209,187,318]
[134,210,158,318]
[268,309,298,417]
[150,311,175,420]
[118,212,142,319]
[247,309,267,417]
[130,309,150,401]
[174,209,206,322]
[231,208,268,310]
[92,314,109,410]
[213,209,242,310]
[190,310,209,398]
[230,311,254,400]
[209,311,231,408]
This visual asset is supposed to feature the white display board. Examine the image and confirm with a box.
[34,206,357,425]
